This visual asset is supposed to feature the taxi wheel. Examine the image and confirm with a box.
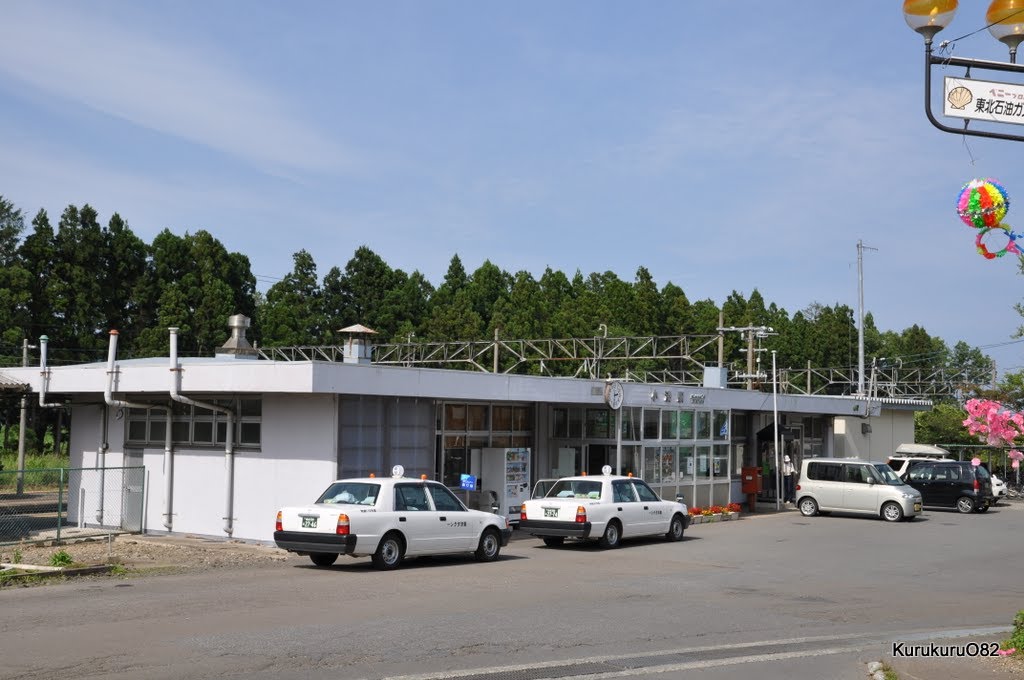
[372,532,405,570]
[598,520,621,549]
[474,528,501,562]
[309,552,338,567]
[542,536,565,547]
[665,514,685,541]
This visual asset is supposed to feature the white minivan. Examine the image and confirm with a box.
[796,458,923,522]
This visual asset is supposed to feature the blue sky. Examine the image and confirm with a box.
[2,2,1023,374]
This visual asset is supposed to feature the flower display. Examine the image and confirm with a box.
[963,398,1024,447]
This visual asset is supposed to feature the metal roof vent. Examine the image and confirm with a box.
[216,314,258,360]
[338,324,377,364]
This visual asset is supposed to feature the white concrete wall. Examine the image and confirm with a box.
[68,394,339,543]
[834,411,916,460]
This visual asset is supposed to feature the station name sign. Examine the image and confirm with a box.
[943,76,1024,127]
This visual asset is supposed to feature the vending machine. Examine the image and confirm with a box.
[481,447,531,524]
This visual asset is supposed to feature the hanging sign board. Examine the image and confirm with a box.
[943,76,1024,127]
[460,474,477,491]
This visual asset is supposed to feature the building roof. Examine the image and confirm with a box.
[0,371,29,393]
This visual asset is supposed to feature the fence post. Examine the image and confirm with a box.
[57,467,64,543]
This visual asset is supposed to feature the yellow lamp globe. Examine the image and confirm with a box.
[903,0,958,39]
[987,0,1024,51]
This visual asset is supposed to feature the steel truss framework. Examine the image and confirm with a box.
[257,334,990,400]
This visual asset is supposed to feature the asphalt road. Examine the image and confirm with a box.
[2,503,1021,680]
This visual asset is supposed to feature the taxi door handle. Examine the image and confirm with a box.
[439,516,447,521]
[399,517,407,522]
[616,506,623,511]
[643,506,649,510]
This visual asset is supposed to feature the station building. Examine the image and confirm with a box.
[0,316,929,544]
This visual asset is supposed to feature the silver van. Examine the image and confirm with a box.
[796,458,923,522]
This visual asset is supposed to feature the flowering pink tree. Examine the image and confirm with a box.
[963,398,1024,470]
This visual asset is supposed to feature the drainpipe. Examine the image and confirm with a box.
[38,336,65,408]
[105,330,162,526]
[169,328,236,536]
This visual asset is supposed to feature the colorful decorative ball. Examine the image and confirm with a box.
[957,178,1010,228]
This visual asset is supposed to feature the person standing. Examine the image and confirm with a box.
[782,454,796,504]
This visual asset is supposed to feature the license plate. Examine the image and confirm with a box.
[544,508,558,518]
[302,517,317,528]
[913,503,921,512]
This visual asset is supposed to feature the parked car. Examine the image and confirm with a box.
[901,461,994,514]
[519,466,690,548]
[531,478,558,499]
[274,465,512,570]
[796,458,922,522]
[886,444,954,478]
[990,473,1007,503]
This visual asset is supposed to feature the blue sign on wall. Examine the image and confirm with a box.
[460,474,477,490]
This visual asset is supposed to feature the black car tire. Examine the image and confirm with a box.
[372,532,405,570]
[474,528,501,561]
[542,536,565,547]
[665,514,685,542]
[798,497,818,517]
[598,520,621,549]
[881,501,904,523]
[309,552,338,567]
[956,496,976,514]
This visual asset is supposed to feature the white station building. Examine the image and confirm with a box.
[0,316,929,544]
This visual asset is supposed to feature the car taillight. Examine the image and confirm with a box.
[336,513,350,535]
[796,484,801,491]
[974,478,980,491]
[520,503,527,521]
[276,511,282,532]
[575,506,587,523]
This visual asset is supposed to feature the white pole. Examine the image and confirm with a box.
[857,240,865,396]
[772,350,780,511]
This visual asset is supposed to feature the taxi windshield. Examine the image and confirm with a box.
[317,482,380,505]
[548,480,603,499]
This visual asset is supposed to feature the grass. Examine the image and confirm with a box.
[1002,610,1024,655]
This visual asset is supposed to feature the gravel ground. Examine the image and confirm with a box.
[0,534,291,576]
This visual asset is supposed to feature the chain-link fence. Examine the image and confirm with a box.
[0,467,145,546]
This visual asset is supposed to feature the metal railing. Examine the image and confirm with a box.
[0,467,145,546]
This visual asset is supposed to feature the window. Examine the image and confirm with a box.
[126,399,260,449]
[662,411,678,440]
[713,411,729,440]
[696,411,711,439]
[808,462,842,482]
[633,480,660,502]
[679,445,695,480]
[678,411,694,439]
[643,409,660,440]
[586,409,611,439]
[613,480,636,502]
[428,484,465,512]
[845,465,869,484]
[395,484,430,511]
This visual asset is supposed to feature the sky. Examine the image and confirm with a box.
[2,2,1024,375]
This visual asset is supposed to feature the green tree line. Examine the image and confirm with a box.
[0,194,1006,454]
[0,195,997,374]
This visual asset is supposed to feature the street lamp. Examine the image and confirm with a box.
[905,0,1024,141]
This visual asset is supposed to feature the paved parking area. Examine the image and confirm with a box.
[1,501,1021,679]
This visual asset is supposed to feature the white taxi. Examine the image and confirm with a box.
[518,466,690,548]
[274,466,512,570]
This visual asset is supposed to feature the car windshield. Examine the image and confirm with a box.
[548,480,603,499]
[317,482,380,506]
[872,464,905,486]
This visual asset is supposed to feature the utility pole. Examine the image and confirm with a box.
[857,240,878,397]
[718,325,775,390]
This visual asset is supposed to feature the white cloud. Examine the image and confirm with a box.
[0,4,352,177]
